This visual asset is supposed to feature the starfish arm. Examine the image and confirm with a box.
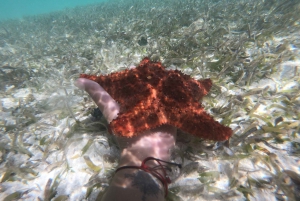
[80,68,152,111]
[172,70,213,99]
[162,71,212,104]
[197,78,213,98]
[173,108,232,141]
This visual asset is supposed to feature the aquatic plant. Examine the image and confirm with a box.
[0,0,299,200]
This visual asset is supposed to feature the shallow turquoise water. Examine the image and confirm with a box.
[0,0,107,21]
[0,0,299,200]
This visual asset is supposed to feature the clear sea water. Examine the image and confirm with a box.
[0,0,299,200]
[0,0,107,21]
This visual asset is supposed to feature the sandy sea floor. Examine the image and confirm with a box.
[0,0,300,200]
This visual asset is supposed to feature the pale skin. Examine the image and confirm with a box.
[75,78,177,201]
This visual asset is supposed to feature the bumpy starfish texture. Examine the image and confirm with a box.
[80,57,232,141]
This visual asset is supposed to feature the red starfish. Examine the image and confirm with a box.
[80,58,232,141]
